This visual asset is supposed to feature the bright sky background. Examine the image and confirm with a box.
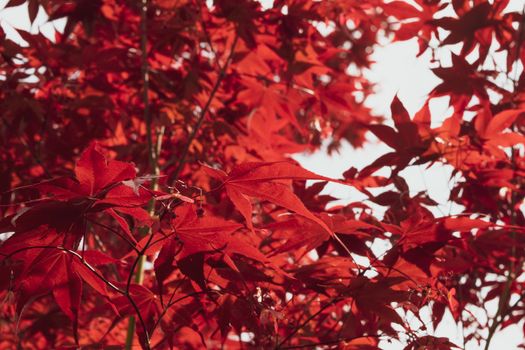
[293,1,525,348]
[295,36,524,350]
[2,0,525,349]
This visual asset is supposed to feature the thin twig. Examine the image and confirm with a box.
[168,31,239,183]
[0,245,125,294]
[279,335,382,349]
[275,298,342,349]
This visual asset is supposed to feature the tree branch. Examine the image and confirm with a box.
[168,31,239,183]
[276,298,342,349]
[125,0,159,348]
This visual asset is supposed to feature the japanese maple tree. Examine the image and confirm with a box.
[1,0,525,349]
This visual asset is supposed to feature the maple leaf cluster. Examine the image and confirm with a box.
[1,0,525,349]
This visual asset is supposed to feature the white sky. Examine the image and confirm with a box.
[2,0,525,349]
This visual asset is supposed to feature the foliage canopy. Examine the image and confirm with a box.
[1,0,525,349]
